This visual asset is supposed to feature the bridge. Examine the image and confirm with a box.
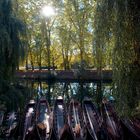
[16,70,112,83]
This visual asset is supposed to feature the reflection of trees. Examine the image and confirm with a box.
[70,83,96,103]
[47,82,52,105]
[96,82,102,108]
[63,83,70,102]
[28,81,114,110]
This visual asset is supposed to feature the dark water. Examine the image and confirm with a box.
[17,79,139,118]
[23,81,113,106]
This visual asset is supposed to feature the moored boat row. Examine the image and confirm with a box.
[0,97,140,140]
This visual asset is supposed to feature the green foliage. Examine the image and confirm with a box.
[93,0,140,117]
[0,83,30,111]
[0,0,27,111]
[112,0,140,118]
[0,0,26,80]
[18,0,95,70]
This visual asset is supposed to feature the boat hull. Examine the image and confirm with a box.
[36,99,51,140]
[22,100,36,140]
[50,97,74,140]
[102,102,123,140]
[121,119,140,140]
[83,99,103,140]
[68,99,86,140]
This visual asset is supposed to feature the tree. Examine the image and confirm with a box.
[64,0,93,66]
[112,0,140,117]
[0,0,26,80]
[93,0,140,117]
[0,0,27,111]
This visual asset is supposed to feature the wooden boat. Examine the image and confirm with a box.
[22,99,36,140]
[121,118,140,140]
[68,99,86,140]
[2,111,19,137]
[102,100,123,140]
[83,99,103,140]
[132,118,140,136]
[36,98,51,140]
[50,96,74,140]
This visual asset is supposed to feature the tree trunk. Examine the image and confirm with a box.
[39,46,42,70]
[25,58,28,70]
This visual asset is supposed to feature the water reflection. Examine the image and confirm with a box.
[16,79,139,118]
[24,81,113,106]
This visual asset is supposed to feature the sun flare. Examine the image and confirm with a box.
[41,6,55,17]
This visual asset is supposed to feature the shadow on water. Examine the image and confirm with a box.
[23,80,113,107]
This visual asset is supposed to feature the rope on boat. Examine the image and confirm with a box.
[85,104,98,140]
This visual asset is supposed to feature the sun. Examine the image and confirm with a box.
[41,6,55,17]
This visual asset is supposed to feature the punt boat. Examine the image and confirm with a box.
[68,99,86,140]
[121,118,140,140]
[22,99,36,140]
[83,99,103,140]
[50,96,74,140]
[36,98,51,140]
[102,100,123,140]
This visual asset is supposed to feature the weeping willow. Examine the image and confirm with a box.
[94,0,140,117]
[113,0,140,117]
[93,0,114,107]
[0,0,26,81]
[0,0,27,110]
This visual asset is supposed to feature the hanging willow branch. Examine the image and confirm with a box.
[94,0,140,117]
[0,0,26,80]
